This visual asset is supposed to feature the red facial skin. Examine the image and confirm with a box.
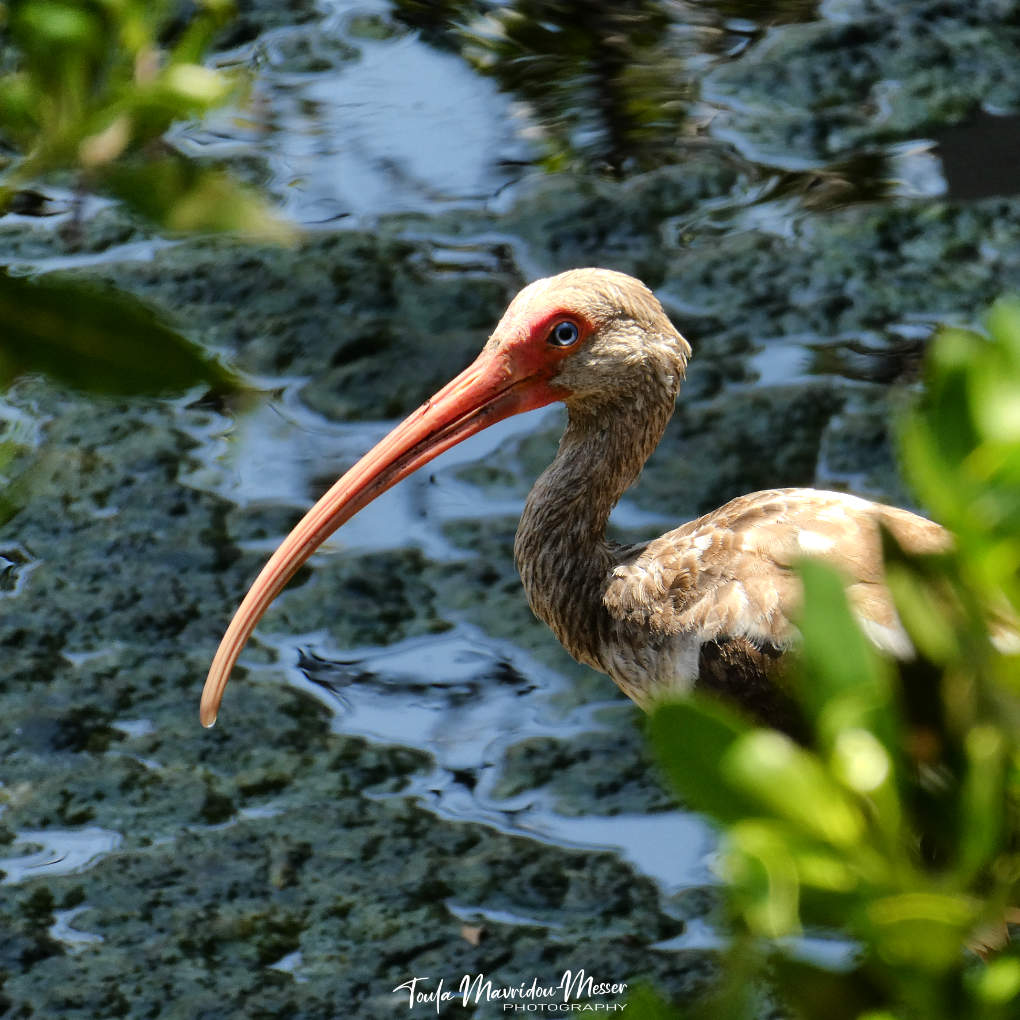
[200,309,590,726]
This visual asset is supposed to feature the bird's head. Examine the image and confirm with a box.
[484,267,691,416]
[200,268,690,726]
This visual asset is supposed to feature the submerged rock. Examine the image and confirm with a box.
[1,0,1018,1015]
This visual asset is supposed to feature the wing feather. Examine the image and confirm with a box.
[605,488,948,655]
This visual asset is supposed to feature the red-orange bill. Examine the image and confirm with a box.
[200,346,562,727]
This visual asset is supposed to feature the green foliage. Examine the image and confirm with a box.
[0,267,243,524]
[638,301,1020,1020]
[901,299,1020,625]
[0,2,258,396]
[0,2,275,393]
[0,2,265,516]
[0,0,292,241]
[0,269,236,395]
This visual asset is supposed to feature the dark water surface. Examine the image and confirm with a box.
[1,0,1018,1016]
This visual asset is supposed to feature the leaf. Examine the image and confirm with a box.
[723,819,802,936]
[795,559,898,753]
[0,269,239,396]
[956,725,1007,882]
[11,0,104,54]
[722,731,865,848]
[624,984,683,1020]
[767,956,885,1020]
[864,892,978,972]
[966,956,1020,1009]
[102,156,296,244]
[647,696,760,825]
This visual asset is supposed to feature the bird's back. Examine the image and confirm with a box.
[601,488,949,712]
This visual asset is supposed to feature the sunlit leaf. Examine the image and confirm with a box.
[830,729,891,794]
[0,270,239,395]
[103,156,296,244]
[790,843,861,894]
[11,0,103,52]
[956,725,1007,881]
[986,299,1020,367]
[966,956,1020,1007]
[722,730,865,848]
[864,892,978,972]
[161,64,234,107]
[796,559,897,752]
[829,726,903,840]
[647,697,759,824]
[724,819,802,935]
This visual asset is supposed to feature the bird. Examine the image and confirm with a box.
[199,267,950,729]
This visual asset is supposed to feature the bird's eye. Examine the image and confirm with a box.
[548,320,580,347]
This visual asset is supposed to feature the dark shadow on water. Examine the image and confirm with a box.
[394,0,695,174]
[934,110,1020,200]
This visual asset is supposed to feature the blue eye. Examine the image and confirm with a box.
[548,320,580,347]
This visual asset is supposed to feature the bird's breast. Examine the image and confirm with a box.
[598,630,702,709]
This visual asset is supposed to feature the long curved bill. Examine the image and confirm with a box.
[200,346,561,727]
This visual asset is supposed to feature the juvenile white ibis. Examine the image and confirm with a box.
[200,268,948,728]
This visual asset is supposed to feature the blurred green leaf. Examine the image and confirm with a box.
[723,819,802,935]
[882,558,961,666]
[768,956,885,1020]
[902,298,1020,610]
[723,730,866,848]
[0,0,293,244]
[11,0,104,53]
[103,156,296,243]
[967,956,1020,1008]
[957,725,1007,881]
[797,559,898,753]
[0,269,239,395]
[648,696,760,824]
[625,984,682,1020]
[864,892,978,972]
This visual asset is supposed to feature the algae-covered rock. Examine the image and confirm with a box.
[704,0,1020,164]
[1,0,1018,1015]
[84,232,516,421]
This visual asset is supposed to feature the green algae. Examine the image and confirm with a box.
[2,178,1018,1013]
[705,0,1020,165]
[1,0,1019,1015]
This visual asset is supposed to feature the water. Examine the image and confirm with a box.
[186,0,534,224]
[1,0,1016,1011]
[0,827,123,885]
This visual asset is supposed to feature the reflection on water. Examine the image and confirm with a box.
[934,110,1020,200]
[184,0,533,222]
[216,612,716,892]
[49,907,104,951]
[0,827,123,885]
[756,145,945,209]
[184,0,1019,234]
[454,0,692,175]
[393,0,827,175]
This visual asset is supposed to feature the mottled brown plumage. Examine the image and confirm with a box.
[201,268,949,728]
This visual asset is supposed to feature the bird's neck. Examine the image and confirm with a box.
[513,396,674,669]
